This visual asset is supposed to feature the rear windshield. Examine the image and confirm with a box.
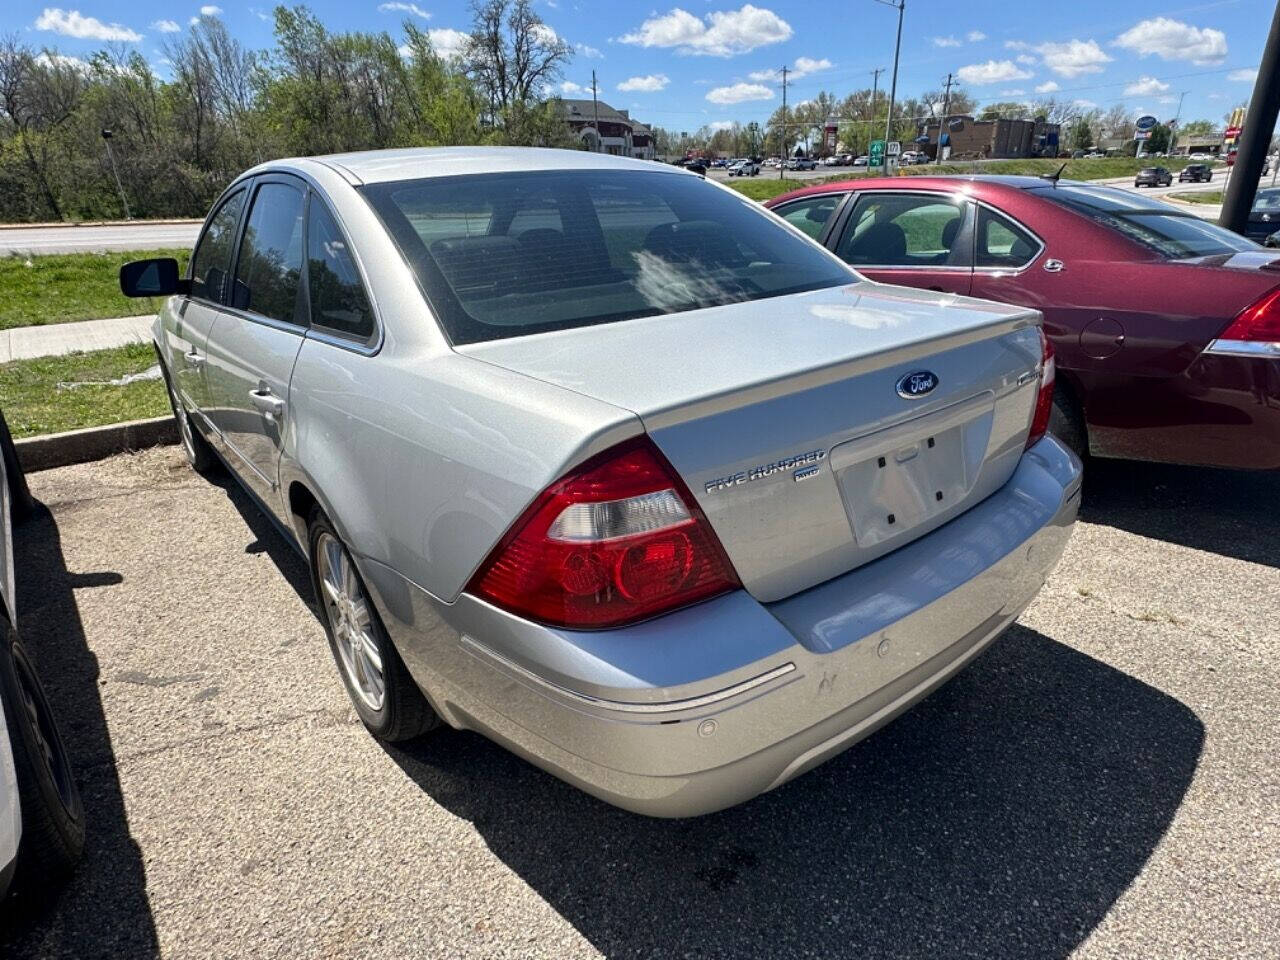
[361,169,855,344]
[1031,184,1258,259]
[1254,189,1280,213]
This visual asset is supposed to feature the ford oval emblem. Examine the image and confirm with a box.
[896,370,939,399]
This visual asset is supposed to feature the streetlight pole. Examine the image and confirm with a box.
[100,129,131,221]
[875,0,905,171]
[590,70,601,153]
[1171,90,1189,154]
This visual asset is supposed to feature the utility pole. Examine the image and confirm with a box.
[870,67,884,157]
[875,0,905,171]
[100,129,131,220]
[779,64,789,179]
[591,69,601,153]
[1221,0,1280,233]
[936,73,954,165]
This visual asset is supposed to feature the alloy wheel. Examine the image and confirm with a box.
[316,533,385,712]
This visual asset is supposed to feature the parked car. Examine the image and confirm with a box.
[727,159,760,177]
[1267,229,1280,248]
[1178,164,1213,183]
[852,155,869,167]
[120,148,1079,817]
[788,157,817,171]
[1246,187,1280,243]
[766,175,1280,470]
[0,411,84,901]
[1134,166,1173,187]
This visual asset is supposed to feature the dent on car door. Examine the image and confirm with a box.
[203,177,308,520]
[829,192,973,294]
[167,187,246,418]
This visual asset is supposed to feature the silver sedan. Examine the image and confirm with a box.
[122,147,1081,817]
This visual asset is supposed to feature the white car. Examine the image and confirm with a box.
[853,155,869,167]
[728,159,760,177]
[0,412,83,901]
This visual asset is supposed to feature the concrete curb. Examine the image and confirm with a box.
[15,416,177,473]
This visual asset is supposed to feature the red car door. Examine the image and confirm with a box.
[828,190,973,295]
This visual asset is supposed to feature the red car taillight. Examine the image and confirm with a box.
[1026,327,1056,449]
[467,437,740,629]
[1218,287,1280,342]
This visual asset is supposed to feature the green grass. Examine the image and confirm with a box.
[0,344,170,438]
[0,248,188,331]
[1171,190,1223,204]
[727,156,1202,202]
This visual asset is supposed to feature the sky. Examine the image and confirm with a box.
[6,0,1275,134]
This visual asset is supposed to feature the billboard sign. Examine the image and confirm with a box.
[1135,114,1158,132]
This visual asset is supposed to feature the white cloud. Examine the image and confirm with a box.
[747,67,778,81]
[1034,80,1059,93]
[1015,54,1037,65]
[34,8,142,42]
[378,2,430,19]
[619,5,793,57]
[1227,67,1257,82]
[709,120,734,131]
[1000,88,1026,96]
[189,17,199,25]
[428,27,469,60]
[1036,39,1111,77]
[576,42,602,58]
[967,31,987,42]
[1004,40,1030,51]
[618,73,669,92]
[1073,99,1098,108]
[792,55,831,77]
[151,19,180,33]
[956,60,1033,85]
[35,51,89,71]
[1124,76,1169,96]
[531,23,558,45]
[705,81,774,104]
[199,4,222,15]
[1114,18,1227,65]
[933,36,961,48]
[560,80,587,95]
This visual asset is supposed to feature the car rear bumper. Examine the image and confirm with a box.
[366,436,1082,817]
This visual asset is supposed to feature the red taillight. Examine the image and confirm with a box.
[467,437,740,629]
[1027,328,1056,449]
[1218,287,1280,342]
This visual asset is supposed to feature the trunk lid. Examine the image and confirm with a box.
[460,282,1046,602]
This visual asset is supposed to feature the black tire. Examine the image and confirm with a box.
[307,509,440,742]
[1048,386,1088,462]
[0,622,85,898]
[157,351,217,475]
[0,410,36,525]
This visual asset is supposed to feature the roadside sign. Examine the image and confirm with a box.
[1135,115,1158,132]
[886,141,901,156]
[869,139,885,166]
[1224,126,1242,139]
[1134,130,1152,141]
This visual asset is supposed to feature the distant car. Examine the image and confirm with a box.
[1266,229,1280,248]
[683,158,708,176]
[1246,187,1280,243]
[1178,164,1213,183]
[821,156,840,166]
[766,174,1280,470]
[787,157,817,171]
[1188,152,1209,161]
[852,155,869,167]
[1134,166,1173,187]
[727,159,759,177]
[1085,151,1106,159]
[0,411,84,901]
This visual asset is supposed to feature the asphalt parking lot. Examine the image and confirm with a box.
[2,447,1278,958]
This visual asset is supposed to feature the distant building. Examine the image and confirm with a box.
[1173,133,1224,156]
[558,99,655,160]
[918,115,1061,160]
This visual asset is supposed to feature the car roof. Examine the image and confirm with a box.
[765,173,1081,202]
[249,146,681,185]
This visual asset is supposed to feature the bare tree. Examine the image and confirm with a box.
[465,0,570,125]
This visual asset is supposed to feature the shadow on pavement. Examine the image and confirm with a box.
[385,626,1203,960]
[0,505,159,958]
[1082,458,1280,567]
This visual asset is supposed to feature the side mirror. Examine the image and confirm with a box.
[119,258,189,297]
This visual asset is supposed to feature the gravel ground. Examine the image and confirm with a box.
[1,447,1277,959]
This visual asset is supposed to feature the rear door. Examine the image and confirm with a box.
[828,190,973,294]
[164,186,247,418]
[203,175,308,519]
[769,191,850,245]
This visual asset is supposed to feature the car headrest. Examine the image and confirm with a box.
[940,216,961,250]
[429,235,522,288]
[847,221,907,262]
[642,220,745,267]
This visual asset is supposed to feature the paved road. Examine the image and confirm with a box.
[0,221,201,256]
[2,447,1277,958]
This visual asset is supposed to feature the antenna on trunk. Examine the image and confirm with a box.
[1040,163,1067,184]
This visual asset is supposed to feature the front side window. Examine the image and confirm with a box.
[307,200,375,340]
[975,208,1040,269]
[190,189,245,303]
[834,193,967,267]
[1032,184,1257,258]
[772,194,845,240]
[231,181,305,324]
[362,169,855,344]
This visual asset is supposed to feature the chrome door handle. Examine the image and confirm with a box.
[249,389,285,418]
[184,349,205,368]
[1043,259,1065,273]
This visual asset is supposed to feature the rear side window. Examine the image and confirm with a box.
[307,200,375,341]
[835,193,967,267]
[772,194,844,240]
[231,182,305,324]
[975,208,1039,269]
[190,189,244,303]
[362,169,855,344]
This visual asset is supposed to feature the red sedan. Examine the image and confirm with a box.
[765,176,1280,469]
